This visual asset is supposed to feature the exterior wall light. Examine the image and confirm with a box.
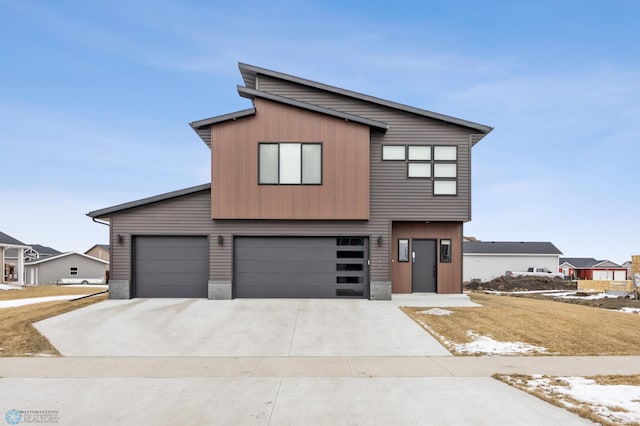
[218,235,224,245]
[377,235,383,246]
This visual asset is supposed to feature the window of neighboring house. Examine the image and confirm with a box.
[70,267,78,276]
[433,146,457,195]
[259,143,322,184]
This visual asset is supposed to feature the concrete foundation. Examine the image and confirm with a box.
[208,280,232,300]
[108,280,131,299]
[370,281,392,300]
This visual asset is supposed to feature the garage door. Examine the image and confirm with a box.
[234,237,368,298]
[133,236,208,298]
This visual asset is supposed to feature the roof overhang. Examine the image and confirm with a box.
[87,183,211,219]
[189,108,256,148]
[238,62,493,135]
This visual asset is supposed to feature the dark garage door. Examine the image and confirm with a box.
[134,236,208,298]
[234,237,368,298]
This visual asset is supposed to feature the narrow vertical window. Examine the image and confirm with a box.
[440,239,452,263]
[279,143,301,184]
[302,144,322,184]
[398,239,409,262]
[259,144,278,184]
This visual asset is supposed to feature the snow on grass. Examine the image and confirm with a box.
[515,375,640,425]
[620,307,640,314]
[414,317,548,356]
[450,331,549,356]
[540,291,621,300]
[0,284,24,291]
[0,295,81,309]
[416,308,453,316]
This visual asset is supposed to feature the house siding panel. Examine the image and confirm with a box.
[210,98,370,220]
[257,75,472,221]
[106,72,483,294]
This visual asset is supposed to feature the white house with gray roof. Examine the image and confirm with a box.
[463,241,563,282]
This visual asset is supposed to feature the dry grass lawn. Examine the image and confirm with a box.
[0,293,107,356]
[0,285,106,300]
[402,293,640,355]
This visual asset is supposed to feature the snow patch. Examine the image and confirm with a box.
[620,307,640,314]
[521,376,640,424]
[0,295,82,309]
[0,284,24,291]
[544,291,620,300]
[451,331,549,356]
[417,308,453,316]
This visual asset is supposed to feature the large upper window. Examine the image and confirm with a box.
[259,143,322,185]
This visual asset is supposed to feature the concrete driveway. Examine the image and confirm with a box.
[35,298,453,357]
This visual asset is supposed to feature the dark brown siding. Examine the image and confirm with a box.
[391,222,463,294]
[211,98,369,220]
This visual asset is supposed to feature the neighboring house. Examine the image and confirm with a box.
[559,258,627,280]
[6,244,61,263]
[463,241,563,282]
[0,231,31,284]
[88,63,492,300]
[85,244,110,270]
[24,252,109,285]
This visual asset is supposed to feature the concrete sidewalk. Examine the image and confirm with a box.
[2,355,640,378]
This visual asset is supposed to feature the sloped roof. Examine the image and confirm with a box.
[28,244,61,256]
[85,244,109,254]
[464,241,562,255]
[560,258,623,268]
[87,184,211,219]
[25,251,109,266]
[238,62,493,134]
[0,231,28,247]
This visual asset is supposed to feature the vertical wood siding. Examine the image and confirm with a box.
[211,98,370,219]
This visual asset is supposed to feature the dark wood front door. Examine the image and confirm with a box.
[412,239,437,292]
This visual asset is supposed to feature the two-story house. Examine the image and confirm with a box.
[88,63,492,300]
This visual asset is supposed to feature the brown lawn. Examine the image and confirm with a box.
[0,285,106,301]
[402,293,640,355]
[0,291,107,357]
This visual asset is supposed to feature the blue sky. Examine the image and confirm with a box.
[1,0,638,263]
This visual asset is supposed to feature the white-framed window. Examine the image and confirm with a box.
[382,145,406,160]
[259,142,322,185]
[70,267,78,276]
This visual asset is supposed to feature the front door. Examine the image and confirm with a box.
[412,239,437,292]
